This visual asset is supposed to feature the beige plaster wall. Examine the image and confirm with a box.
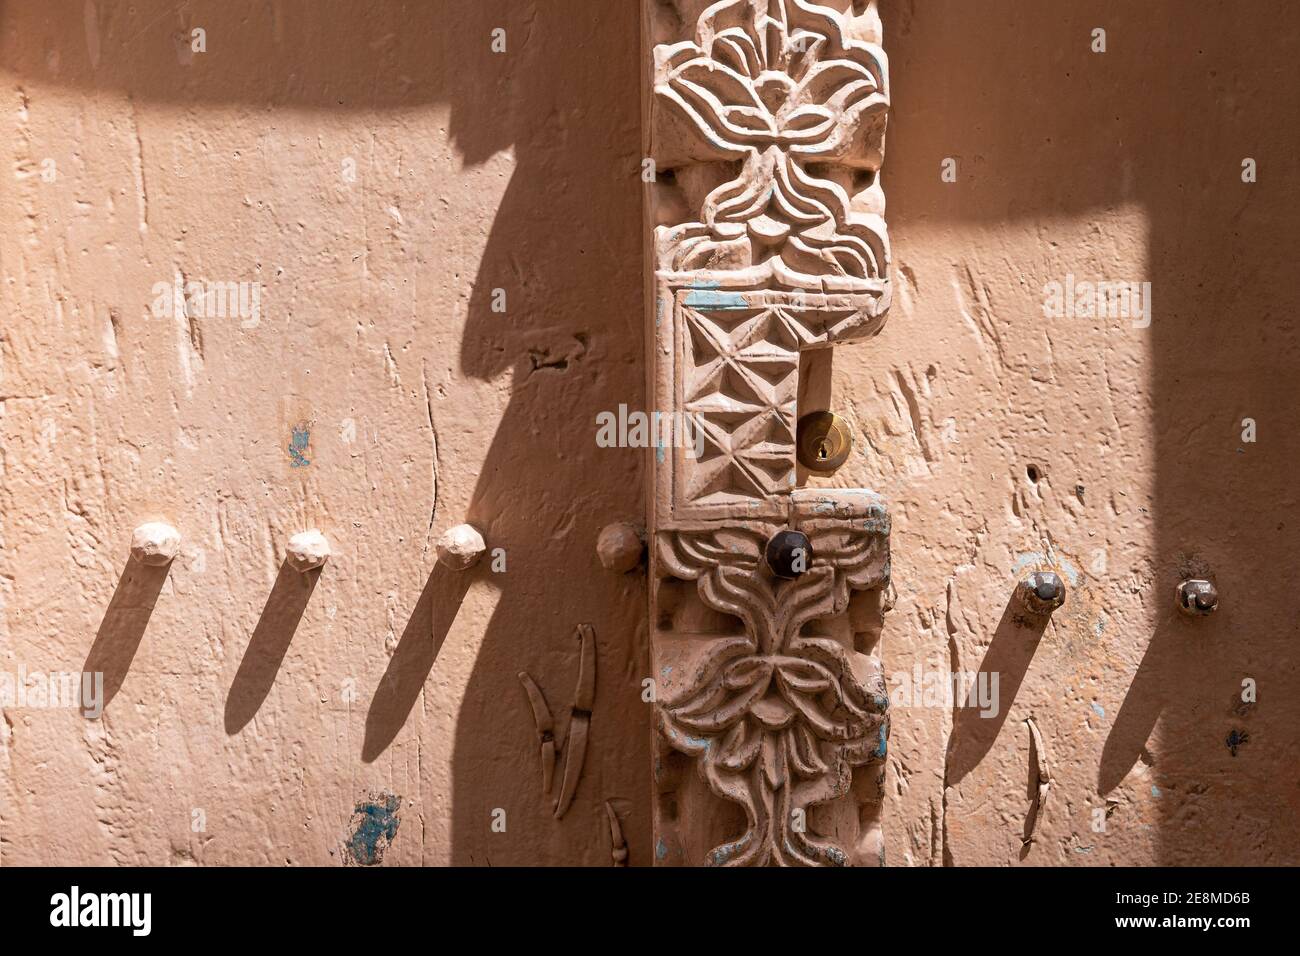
[859,0,1300,865]
[1,0,1296,866]
[1,0,648,866]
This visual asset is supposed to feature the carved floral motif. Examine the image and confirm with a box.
[657,516,889,866]
[654,0,889,286]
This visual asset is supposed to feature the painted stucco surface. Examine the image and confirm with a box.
[2,0,1298,866]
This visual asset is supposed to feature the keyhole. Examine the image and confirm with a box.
[796,411,851,473]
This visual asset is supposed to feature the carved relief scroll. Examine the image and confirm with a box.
[644,0,893,866]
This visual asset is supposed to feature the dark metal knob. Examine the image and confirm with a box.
[765,530,812,580]
[1017,571,1065,616]
[1177,579,1218,616]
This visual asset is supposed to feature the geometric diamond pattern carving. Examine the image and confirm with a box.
[682,306,799,503]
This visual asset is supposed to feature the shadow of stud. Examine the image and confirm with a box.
[944,598,1051,788]
[224,561,321,735]
[80,558,173,717]
[362,562,473,762]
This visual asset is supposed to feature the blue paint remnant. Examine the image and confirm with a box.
[1151,785,1162,798]
[684,287,750,310]
[287,422,312,468]
[655,838,668,861]
[862,513,891,536]
[1074,846,1094,854]
[655,442,667,463]
[665,726,710,753]
[1090,701,1106,718]
[823,845,848,867]
[874,722,888,760]
[344,793,401,866]
[804,490,891,535]
[708,831,752,866]
[1226,729,1249,756]
[660,665,673,678]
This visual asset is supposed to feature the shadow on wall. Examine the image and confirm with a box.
[13,0,651,865]
[881,0,1300,863]
[80,558,171,714]
[225,562,320,735]
[442,0,649,866]
[944,599,1050,789]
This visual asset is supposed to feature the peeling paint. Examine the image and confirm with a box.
[343,793,401,866]
[1226,729,1249,757]
[287,422,312,467]
[684,281,749,310]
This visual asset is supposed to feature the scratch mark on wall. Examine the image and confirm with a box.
[893,368,934,464]
[1022,716,1050,850]
[172,270,199,394]
[102,307,121,369]
[952,264,1006,389]
[420,363,440,550]
[185,304,204,361]
[128,96,149,237]
[382,341,401,387]
[83,0,102,71]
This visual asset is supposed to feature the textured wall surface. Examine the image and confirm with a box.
[2,0,1298,866]
[1,0,648,866]
[855,0,1300,865]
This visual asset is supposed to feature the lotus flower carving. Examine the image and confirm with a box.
[655,0,890,283]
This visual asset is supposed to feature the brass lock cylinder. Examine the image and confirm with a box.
[797,411,853,472]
